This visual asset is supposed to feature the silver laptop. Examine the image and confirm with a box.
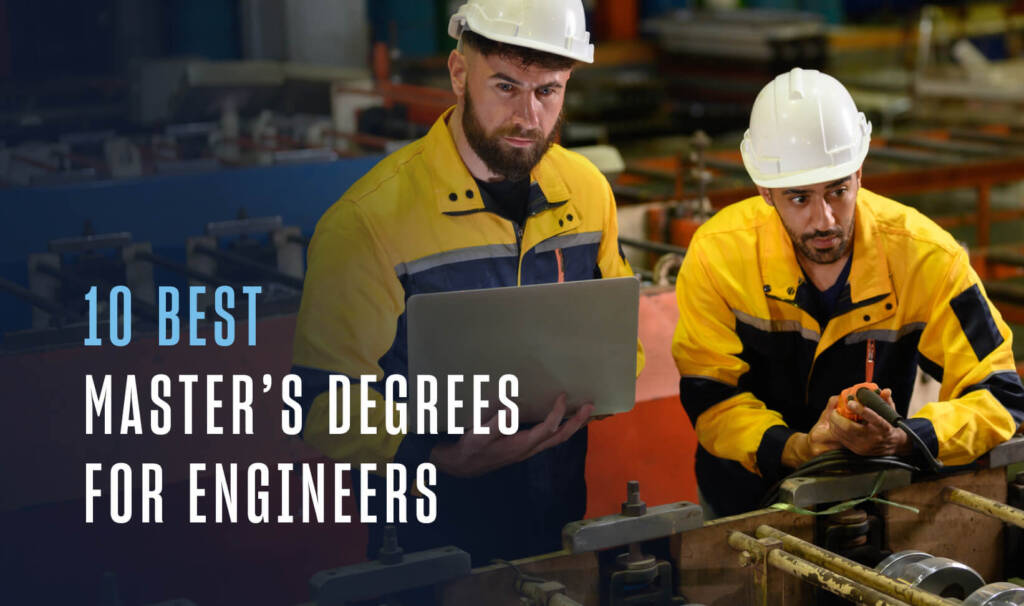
[406,277,640,429]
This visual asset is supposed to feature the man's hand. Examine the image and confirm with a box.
[429,394,594,478]
[828,388,911,456]
[782,397,843,468]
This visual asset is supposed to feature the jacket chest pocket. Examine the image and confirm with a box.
[521,239,600,285]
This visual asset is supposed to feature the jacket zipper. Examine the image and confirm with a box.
[804,323,877,409]
[804,320,825,408]
[514,223,524,286]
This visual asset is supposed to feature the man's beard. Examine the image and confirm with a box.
[462,89,563,181]
[786,222,854,264]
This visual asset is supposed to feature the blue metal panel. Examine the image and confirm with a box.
[369,0,439,59]
[0,156,383,334]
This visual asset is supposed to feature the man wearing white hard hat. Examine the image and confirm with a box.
[292,0,642,563]
[672,67,1023,517]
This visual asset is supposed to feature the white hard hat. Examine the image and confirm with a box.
[448,0,594,64]
[740,68,871,188]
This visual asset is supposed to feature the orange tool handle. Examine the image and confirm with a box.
[836,382,880,421]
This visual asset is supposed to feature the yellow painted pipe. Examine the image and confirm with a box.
[942,486,1024,529]
[755,525,960,606]
[729,531,912,606]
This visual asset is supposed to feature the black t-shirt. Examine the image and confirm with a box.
[803,252,853,329]
[474,177,530,228]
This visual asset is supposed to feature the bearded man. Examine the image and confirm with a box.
[291,0,642,564]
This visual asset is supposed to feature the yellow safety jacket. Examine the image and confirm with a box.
[292,107,643,560]
[672,188,1023,516]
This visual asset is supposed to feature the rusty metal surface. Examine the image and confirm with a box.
[437,471,1015,606]
[672,508,816,606]
[443,508,813,606]
[886,468,1008,583]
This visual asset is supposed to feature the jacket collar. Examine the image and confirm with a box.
[424,106,572,215]
[847,192,892,303]
[758,188,893,305]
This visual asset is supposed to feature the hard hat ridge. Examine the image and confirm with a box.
[448,0,595,64]
[741,67,871,189]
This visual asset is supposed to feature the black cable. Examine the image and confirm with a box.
[856,388,945,472]
[897,419,944,470]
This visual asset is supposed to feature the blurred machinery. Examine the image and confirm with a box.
[642,8,828,135]
[0,45,453,187]
[0,214,304,351]
[830,3,1024,130]
[911,5,1024,128]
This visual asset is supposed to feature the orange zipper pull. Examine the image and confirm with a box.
[865,338,876,383]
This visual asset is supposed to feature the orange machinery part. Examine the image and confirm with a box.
[595,0,638,41]
[645,206,668,267]
[586,289,699,517]
[670,217,701,248]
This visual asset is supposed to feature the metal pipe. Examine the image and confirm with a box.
[755,526,960,606]
[943,486,1024,529]
[728,531,913,606]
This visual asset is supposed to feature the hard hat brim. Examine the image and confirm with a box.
[741,138,869,189]
[466,29,594,63]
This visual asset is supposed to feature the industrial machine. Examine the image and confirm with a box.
[305,436,1024,606]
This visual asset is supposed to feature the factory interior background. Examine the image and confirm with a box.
[2,0,1024,605]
